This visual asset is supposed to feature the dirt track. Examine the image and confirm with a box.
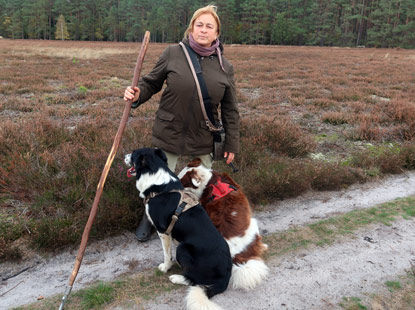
[143,219,415,310]
[1,171,415,309]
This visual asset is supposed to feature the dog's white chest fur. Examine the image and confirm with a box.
[136,170,178,198]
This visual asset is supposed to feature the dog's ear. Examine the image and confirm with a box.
[155,149,168,164]
[191,174,202,188]
[192,178,201,187]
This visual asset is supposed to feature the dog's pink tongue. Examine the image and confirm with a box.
[127,167,135,178]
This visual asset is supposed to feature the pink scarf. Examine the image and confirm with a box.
[188,33,225,71]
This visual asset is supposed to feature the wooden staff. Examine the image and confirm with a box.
[58,31,150,310]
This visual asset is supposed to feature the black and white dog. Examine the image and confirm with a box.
[125,148,232,310]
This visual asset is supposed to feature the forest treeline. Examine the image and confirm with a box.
[1,0,414,48]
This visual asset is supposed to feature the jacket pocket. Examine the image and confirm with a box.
[153,109,178,141]
[156,109,174,122]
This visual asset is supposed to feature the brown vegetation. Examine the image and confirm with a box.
[1,39,415,260]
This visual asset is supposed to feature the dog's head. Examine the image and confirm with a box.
[178,158,213,199]
[124,148,168,178]
[124,148,177,197]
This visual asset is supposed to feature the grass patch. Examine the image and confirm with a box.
[339,297,367,310]
[264,196,415,257]
[77,282,116,309]
[385,281,402,291]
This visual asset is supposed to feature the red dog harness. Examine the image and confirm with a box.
[209,179,237,201]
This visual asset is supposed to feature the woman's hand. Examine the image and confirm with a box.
[224,152,235,164]
[124,86,140,102]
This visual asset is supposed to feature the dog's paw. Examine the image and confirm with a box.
[158,262,173,273]
[169,274,190,286]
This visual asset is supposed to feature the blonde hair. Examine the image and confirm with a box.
[184,5,221,38]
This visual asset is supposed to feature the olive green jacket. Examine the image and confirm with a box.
[134,40,240,156]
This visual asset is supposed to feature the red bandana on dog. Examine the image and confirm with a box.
[209,179,236,200]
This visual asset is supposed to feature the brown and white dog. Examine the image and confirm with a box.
[178,159,269,290]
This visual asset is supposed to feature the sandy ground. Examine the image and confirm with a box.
[143,220,415,310]
[1,171,415,310]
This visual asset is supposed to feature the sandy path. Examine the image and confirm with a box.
[143,219,415,310]
[1,171,415,309]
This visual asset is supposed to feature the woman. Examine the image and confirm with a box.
[124,5,240,241]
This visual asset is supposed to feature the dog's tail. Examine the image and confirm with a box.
[186,286,223,310]
[230,258,269,290]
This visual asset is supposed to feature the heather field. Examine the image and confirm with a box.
[1,39,415,261]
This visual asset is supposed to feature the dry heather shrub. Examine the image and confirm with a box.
[29,181,142,250]
[379,154,406,174]
[310,161,364,190]
[386,124,415,141]
[122,118,153,150]
[311,98,335,108]
[376,144,415,174]
[345,102,415,142]
[401,144,415,169]
[239,158,312,203]
[0,118,69,200]
[0,115,147,251]
[234,157,364,204]
[322,111,349,125]
[330,88,361,102]
[349,144,411,175]
[386,99,415,140]
[240,117,316,159]
[0,223,24,260]
[348,114,388,141]
[29,217,81,249]
[347,100,370,114]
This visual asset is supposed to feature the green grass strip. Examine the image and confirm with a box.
[263,196,415,257]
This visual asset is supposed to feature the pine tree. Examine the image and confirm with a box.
[216,0,238,43]
[55,14,69,40]
[241,0,270,44]
[10,10,24,39]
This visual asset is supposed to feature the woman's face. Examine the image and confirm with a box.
[191,13,218,47]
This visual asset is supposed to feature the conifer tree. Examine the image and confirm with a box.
[55,14,69,40]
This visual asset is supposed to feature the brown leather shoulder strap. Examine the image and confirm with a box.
[179,42,222,132]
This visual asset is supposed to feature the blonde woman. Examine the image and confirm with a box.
[124,5,240,241]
